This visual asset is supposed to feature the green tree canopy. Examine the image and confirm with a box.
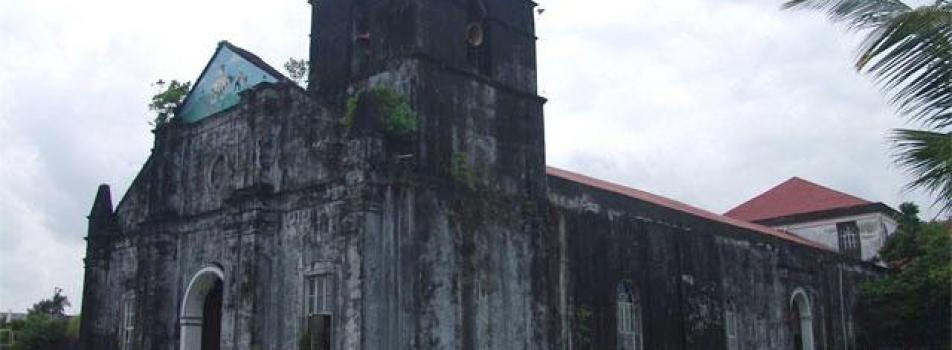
[9,288,75,350]
[149,79,192,128]
[26,287,69,319]
[855,202,951,348]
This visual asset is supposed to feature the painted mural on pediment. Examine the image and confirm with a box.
[179,44,279,123]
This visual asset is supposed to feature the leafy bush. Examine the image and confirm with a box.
[343,95,359,130]
[5,288,75,350]
[342,88,418,140]
[11,314,68,350]
[149,79,191,128]
[451,152,477,190]
[284,58,309,86]
[855,203,951,348]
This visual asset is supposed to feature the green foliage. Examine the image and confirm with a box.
[575,306,594,349]
[149,79,192,128]
[782,0,951,128]
[879,202,923,263]
[855,203,951,348]
[783,0,951,216]
[891,129,952,215]
[6,288,74,350]
[341,88,419,140]
[372,88,419,139]
[451,152,477,190]
[0,329,12,347]
[284,58,310,86]
[27,288,69,318]
[11,315,68,350]
[343,95,359,130]
[64,316,80,341]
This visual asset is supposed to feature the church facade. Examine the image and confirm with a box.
[79,1,881,349]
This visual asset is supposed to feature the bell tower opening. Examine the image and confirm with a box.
[465,0,491,75]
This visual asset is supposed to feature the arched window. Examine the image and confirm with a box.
[617,282,644,350]
[790,288,815,350]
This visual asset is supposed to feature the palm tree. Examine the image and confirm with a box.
[783,0,951,216]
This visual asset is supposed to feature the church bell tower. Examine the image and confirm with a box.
[308,0,546,197]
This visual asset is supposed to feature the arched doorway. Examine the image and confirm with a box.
[181,266,224,350]
[790,289,815,350]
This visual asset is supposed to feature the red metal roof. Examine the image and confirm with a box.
[724,177,872,223]
[546,167,829,250]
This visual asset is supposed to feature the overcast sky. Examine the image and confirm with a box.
[0,0,938,313]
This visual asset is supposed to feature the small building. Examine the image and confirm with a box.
[0,312,25,325]
[726,177,898,262]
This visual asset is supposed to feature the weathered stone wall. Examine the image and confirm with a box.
[548,174,882,350]
[339,55,556,348]
[82,82,351,350]
[79,1,884,349]
[82,64,559,349]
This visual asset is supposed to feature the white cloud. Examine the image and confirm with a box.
[0,0,941,312]
[538,0,935,215]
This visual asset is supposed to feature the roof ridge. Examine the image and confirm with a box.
[724,175,873,222]
[217,40,292,83]
[785,176,872,204]
[546,167,830,251]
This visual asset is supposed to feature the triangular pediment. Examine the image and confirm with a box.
[178,41,285,123]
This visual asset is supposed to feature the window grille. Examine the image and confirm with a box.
[837,221,862,259]
[305,274,334,350]
[121,293,135,350]
[617,283,643,350]
[306,274,334,316]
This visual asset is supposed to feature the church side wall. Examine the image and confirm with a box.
[548,175,882,350]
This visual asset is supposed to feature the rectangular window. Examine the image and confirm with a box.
[306,274,334,315]
[305,274,334,350]
[837,221,862,259]
[121,294,135,350]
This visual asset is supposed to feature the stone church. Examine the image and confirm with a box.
[79,0,882,349]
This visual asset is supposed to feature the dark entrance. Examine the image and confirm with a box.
[306,315,332,350]
[792,308,803,350]
[201,280,223,350]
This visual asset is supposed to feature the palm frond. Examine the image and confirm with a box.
[891,129,952,215]
[858,7,952,129]
[783,0,911,29]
